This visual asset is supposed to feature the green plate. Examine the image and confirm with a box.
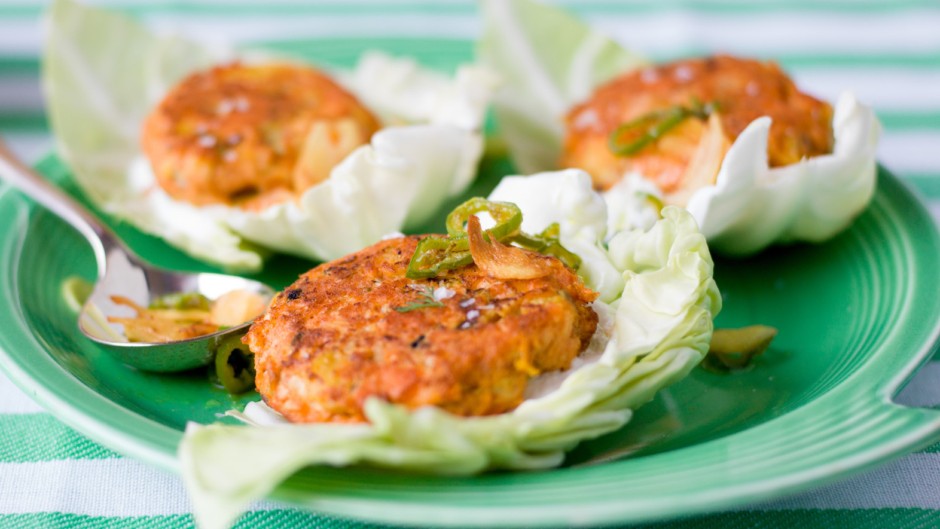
[2,39,940,527]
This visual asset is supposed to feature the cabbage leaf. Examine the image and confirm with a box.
[43,0,496,271]
[477,0,646,174]
[477,0,880,256]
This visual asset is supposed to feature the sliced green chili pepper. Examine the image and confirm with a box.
[407,199,582,279]
[408,198,523,279]
[510,223,561,251]
[213,331,255,394]
[509,223,582,270]
[445,198,523,240]
[406,235,473,279]
[608,99,720,157]
[539,243,582,270]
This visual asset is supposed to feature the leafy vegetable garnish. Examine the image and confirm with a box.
[405,197,580,279]
[702,325,778,372]
[394,285,445,313]
[608,99,720,157]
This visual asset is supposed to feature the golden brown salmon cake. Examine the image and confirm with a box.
[142,62,380,211]
[245,235,599,423]
[562,55,833,202]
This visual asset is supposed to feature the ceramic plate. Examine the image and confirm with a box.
[1,39,939,527]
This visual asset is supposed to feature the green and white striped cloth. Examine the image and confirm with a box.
[1,1,939,528]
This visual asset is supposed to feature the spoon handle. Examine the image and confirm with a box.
[0,138,115,275]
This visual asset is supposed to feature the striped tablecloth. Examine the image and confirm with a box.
[2,1,939,528]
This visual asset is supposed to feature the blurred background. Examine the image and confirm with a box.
[0,0,938,222]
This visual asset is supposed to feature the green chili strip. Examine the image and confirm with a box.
[608,99,719,157]
[408,198,524,279]
[407,199,584,279]
[509,223,582,270]
[406,236,473,279]
[445,197,523,240]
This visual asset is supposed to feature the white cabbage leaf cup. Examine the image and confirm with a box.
[477,0,880,256]
[43,0,498,271]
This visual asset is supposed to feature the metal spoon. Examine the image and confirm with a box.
[0,139,273,372]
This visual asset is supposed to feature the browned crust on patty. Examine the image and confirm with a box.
[245,236,599,423]
[142,62,380,210]
[562,55,834,194]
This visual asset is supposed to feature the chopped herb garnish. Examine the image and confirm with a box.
[609,98,720,157]
[394,285,445,313]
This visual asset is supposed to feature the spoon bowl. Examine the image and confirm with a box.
[0,139,274,372]
[79,263,273,372]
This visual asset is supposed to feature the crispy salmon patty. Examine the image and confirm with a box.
[246,236,599,423]
[142,63,380,211]
[562,55,834,195]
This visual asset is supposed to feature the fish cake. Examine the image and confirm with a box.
[562,55,833,198]
[142,62,380,210]
[246,236,599,423]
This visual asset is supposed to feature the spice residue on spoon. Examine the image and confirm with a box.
[108,290,268,343]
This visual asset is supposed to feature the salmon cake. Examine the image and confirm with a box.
[562,55,833,202]
[142,63,380,211]
[246,235,599,423]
